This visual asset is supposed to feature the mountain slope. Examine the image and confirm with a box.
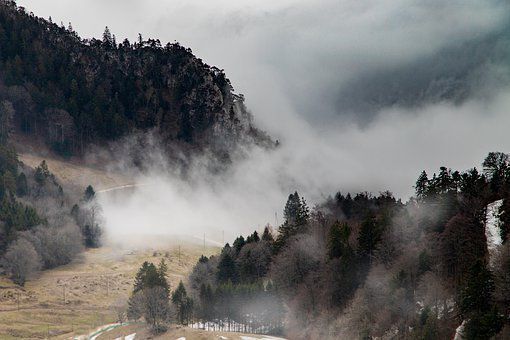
[0,1,269,157]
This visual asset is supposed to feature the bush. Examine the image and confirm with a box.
[2,238,41,285]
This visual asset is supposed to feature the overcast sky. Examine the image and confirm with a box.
[15,0,510,238]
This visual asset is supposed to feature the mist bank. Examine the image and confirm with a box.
[98,86,510,243]
[14,0,510,241]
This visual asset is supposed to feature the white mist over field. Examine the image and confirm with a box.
[17,0,510,241]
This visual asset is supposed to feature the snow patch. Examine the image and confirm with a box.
[125,334,136,340]
[486,199,503,266]
[176,337,186,340]
[240,337,286,340]
[454,320,466,340]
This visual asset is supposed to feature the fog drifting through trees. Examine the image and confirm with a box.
[29,0,504,243]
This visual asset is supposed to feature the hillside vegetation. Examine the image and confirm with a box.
[184,152,510,339]
[0,240,217,339]
[0,0,270,159]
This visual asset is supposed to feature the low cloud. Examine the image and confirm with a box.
[16,0,510,241]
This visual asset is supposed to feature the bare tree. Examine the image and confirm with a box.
[111,298,128,324]
[22,225,82,269]
[237,241,272,281]
[2,238,41,286]
[271,235,322,296]
[129,287,172,333]
[76,200,103,247]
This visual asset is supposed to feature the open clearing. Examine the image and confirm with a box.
[0,239,219,339]
[1,148,278,339]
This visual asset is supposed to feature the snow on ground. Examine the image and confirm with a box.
[454,320,466,340]
[239,337,286,340]
[190,321,274,334]
[175,337,186,340]
[486,199,504,266]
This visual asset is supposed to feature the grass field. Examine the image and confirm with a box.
[0,239,219,339]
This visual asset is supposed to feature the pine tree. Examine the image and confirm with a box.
[157,259,170,296]
[102,26,113,48]
[275,192,310,250]
[84,185,95,201]
[246,231,260,243]
[261,226,274,243]
[499,197,510,243]
[217,246,239,284]
[132,261,169,295]
[437,167,451,193]
[460,260,503,339]
[483,152,509,194]
[172,281,192,324]
[415,170,429,199]
[357,215,383,260]
[233,236,245,253]
[34,160,50,185]
[327,221,350,259]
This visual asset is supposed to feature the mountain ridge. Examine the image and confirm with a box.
[0,0,271,159]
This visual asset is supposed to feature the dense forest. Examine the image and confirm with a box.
[149,152,509,339]
[0,1,270,159]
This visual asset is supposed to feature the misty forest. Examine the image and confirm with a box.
[1,0,510,339]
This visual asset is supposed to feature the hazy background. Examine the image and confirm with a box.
[16,0,510,240]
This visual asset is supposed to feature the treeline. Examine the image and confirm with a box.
[182,151,510,339]
[0,123,103,285]
[0,1,269,158]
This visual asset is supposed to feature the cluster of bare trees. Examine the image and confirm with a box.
[1,160,103,286]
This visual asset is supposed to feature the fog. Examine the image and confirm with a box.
[16,0,510,241]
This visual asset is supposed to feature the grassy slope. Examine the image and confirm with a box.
[0,152,220,339]
[0,242,218,339]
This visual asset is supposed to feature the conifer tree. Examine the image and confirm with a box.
[217,245,239,284]
[460,260,503,339]
[357,215,383,260]
[15,172,28,196]
[327,221,351,259]
[499,197,510,243]
[415,170,429,199]
[233,236,245,253]
[84,185,95,201]
[262,226,274,243]
[275,192,310,250]
[172,281,193,324]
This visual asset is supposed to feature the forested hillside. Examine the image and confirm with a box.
[179,152,510,339]
[0,0,269,158]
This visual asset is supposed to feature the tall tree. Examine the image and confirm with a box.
[327,221,351,259]
[216,245,239,284]
[275,192,310,250]
[172,280,193,325]
[460,260,503,339]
